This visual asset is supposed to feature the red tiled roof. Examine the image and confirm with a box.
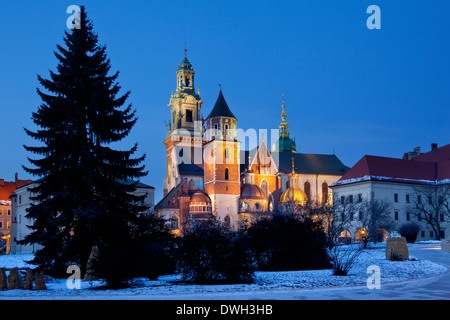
[333,144,450,187]
[412,144,450,163]
[0,177,33,201]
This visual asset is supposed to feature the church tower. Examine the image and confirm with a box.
[272,96,297,153]
[203,88,241,227]
[163,49,204,195]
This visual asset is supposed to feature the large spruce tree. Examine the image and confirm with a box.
[22,6,147,276]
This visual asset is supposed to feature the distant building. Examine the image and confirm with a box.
[9,179,155,254]
[0,174,32,239]
[155,50,350,235]
[331,144,450,242]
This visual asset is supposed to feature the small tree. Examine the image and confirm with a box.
[245,213,330,271]
[357,198,395,244]
[328,244,364,276]
[327,195,357,246]
[398,222,421,243]
[91,213,175,288]
[413,184,450,240]
[177,222,254,284]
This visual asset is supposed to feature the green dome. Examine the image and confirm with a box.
[273,136,297,153]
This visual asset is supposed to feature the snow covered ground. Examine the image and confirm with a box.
[0,242,447,299]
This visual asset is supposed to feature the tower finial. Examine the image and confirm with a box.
[291,156,295,174]
[219,83,222,91]
[184,42,187,56]
[281,94,287,122]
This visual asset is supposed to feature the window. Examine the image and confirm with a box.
[394,211,399,220]
[261,180,269,199]
[186,110,193,122]
[322,183,328,204]
[341,196,345,205]
[188,179,196,191]
[440,214,445,222]
[421,231,425,237]
[440,231,446,239]
[417,195,422,204]
[358,194,362,202]
[406,194,410,203]
[224,124,229,135]
[349,212,354,221]
[171,216,179,230]
[225,168,229,181]
[304,182,311,200]
[224,148,229,160]
[394,194,398,203]
[224,216,231,229]
[255,203,261,211]
[349,195,353,204]
[7,210,10,215]
[406,212,410,221]
[359,211,363,220]
[430,231,434,238]
[214,124,218,135]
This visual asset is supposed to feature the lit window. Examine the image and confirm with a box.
[171,216,179,230]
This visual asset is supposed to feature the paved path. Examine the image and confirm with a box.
[148,244,450,300]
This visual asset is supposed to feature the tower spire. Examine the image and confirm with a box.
[279,94,289,138]
[272,93,297,153]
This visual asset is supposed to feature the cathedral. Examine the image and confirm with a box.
[155,50,350,235]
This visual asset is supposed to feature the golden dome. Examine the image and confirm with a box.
[279,187,308,203]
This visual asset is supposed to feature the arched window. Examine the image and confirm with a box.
[188,179,196,191]
[304,182,311,200]
[224,124,229,135]
[224,215,231,229]
[261,179,269,199]
[171,215,179,230]
[322,182,329,204]
[225,168,229,181]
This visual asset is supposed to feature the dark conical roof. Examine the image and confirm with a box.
[206,90,237,120]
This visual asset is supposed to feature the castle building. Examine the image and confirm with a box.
[330,143,450,242]
[155,50,350,235]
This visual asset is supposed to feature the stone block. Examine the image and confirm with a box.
[386,237,409,261]
[441,239,450,253]
[7,267,24,290]
[0,268,7,291]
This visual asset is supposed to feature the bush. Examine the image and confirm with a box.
[177,223,254,284]
[91,213,176,288]
[245,214,330,271]
[328,244,363,276]
[398,222,421,243]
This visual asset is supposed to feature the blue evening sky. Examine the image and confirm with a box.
[1,0,449,201]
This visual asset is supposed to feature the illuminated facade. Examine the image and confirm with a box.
[155,50,350,234]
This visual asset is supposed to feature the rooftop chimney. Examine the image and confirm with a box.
[431,143,438,152]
